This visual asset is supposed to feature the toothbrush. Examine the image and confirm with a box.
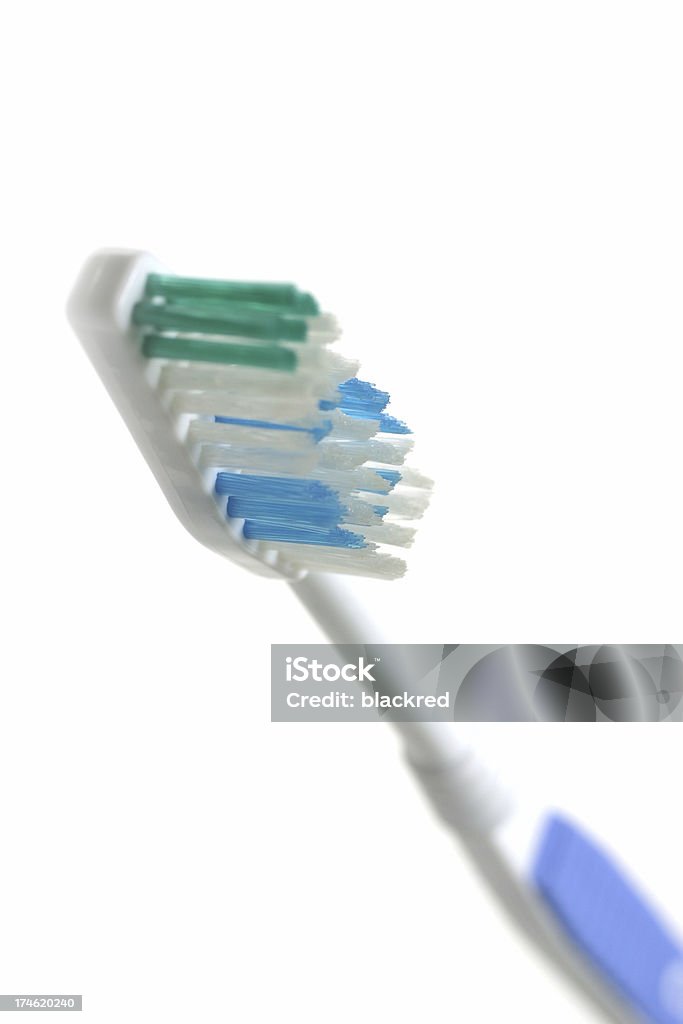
[67,249,683,1024]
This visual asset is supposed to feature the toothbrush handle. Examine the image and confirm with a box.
[289,572,641,1023]
[288,573,488,772]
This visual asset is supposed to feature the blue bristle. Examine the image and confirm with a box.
[340,378,390,411]
[215,472,365,548]
[216,473,333,500]
[373,505,389,517]
[320,378,412,434]
[215,415,332,444]
[319,377,390,415]
[376,414,411,435]
[242,522,367,548]
[227,495,346,528]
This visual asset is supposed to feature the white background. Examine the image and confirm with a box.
[2,2,683,1021]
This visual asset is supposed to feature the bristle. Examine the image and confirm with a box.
[133,300,309,343]
[318,437,414,470]
[265,543,408,580]
[169,390,323,423]
[143,334,297,371]
[144,273,319,314]
[356,487,432,520]
[188,420,320,454]
[133,269,432,579]
[156,359,353,402]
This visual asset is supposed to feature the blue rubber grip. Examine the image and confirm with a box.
[533,815,683,1023]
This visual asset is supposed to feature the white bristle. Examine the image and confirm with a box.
[170,390,320,422]
[318,437,414,470]
[188,419,317,453]
[157,359,353,401]
[393,466,434,490]
[309,466,394,494]
[354,522,416,548]
[356,487,433,519]
[340,498,386,527]
[305,313,341,343]
[198,446,318,476]
[265,543,407,580]
[325,410,380,441]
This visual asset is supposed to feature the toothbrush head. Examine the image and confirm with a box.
[67,249,432,581]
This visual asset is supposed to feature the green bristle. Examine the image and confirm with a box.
[142,334,298,371]
[163,294,319,321]
[285,292,319,315]
[132,300,308,342]
[145,273,320,315]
